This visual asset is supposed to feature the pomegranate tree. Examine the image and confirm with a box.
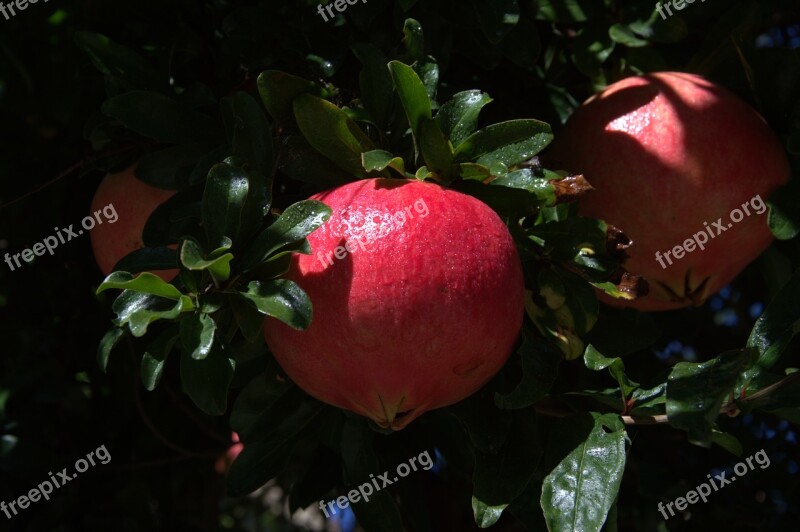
[263,178,525,430]
[550,72,790,311]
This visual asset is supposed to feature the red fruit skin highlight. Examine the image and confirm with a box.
[263,178,525,430]
[550,72,790,311]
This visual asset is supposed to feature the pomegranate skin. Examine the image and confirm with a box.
[263,178,525,430]
[90,165,177,281]
[550,72,790,311]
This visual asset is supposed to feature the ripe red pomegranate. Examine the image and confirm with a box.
[550,72,790,311]
[263,178,525,430]
[90,165,177,281]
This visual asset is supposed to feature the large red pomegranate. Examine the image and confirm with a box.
[263,178,525,430]
[550,72,790,311]
[90,165,177,281]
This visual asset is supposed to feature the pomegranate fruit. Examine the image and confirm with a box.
[262,178,525,430]
[90,165,178,281]
[550,72,790,311]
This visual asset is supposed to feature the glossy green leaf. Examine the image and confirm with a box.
[141,327,178,391]
[112,291,194,337]
[584,345,639,397]
[98,327,127,373]
[257,70,329,125]
[238,200,331,271]
[454,119,553,166]
[388,60,433,153]
[436,90,493,148]
[239,280,312,331]
[492,168,557,206]
[179,312,217,361]
[101,91,221,144]
[740,270,800,386]
[495,328,561,409]
[279,134,356,186]
[202,161,250,248]
[97,271,183,300]
[541,413,626,532]
[420,118,455,181]
[472,412,539,528]
[180,344,235,416]
[180,239,234,281]
[667,348,757,447]
[293,94,375,177]
[471,0,520,44]
[402,18,425,60]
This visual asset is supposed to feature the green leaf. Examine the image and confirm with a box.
[180,344,235,416]
[74,31,162,90]
[97,271,183,300]
[541,413,627,532]
[141,327,178,391]
[609,24,649,47]
[239,200,331,271]
[340,419,404,531]
[101,91,221,144]
[402,19,425,60]
[221,92,274,177]
[227,400,323,496]
[436,90,493,148]
[667,348,757,447]
[202,161,250,248]
[228,293,268,343]
[584,345,639,397]
[136,143,218,189]
[493,168,557,206]
[362,150,405,174]
[179,238,233,281]
[98,328,127,373]
[471,0,520,44]
[768,179,800,240]
[179,313,217,361]
[239,280,312,331]
[495,328,561,409]
[112,248,178,278]
[257,70,329,125]
[472,412,539,528]
[454,119,553,166]
[711,430,743,457]
[278,134,356,186]
[388,60,433,155]
[352,43,394,128]
[740,270,800,386]
[112,291,194,337]
[230,369,293,438]
[293,94,375,177]
[420,118,455,181]
[413,57,440,106]
[533,0,600,22]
